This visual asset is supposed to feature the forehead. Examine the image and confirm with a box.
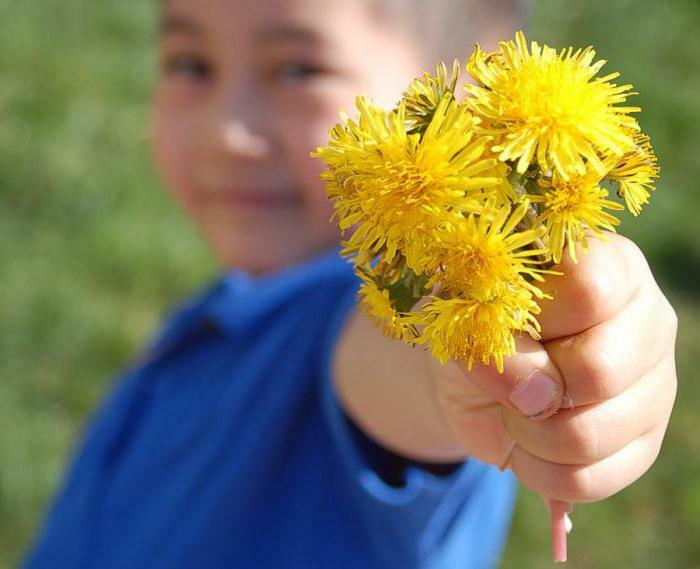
[161,0,383,46]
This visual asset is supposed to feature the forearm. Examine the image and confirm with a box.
[332,305,469,462]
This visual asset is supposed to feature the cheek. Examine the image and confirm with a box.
[284,114,337,234]
[150,92,195,208]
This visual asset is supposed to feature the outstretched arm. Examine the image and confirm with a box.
[332,233,678,504]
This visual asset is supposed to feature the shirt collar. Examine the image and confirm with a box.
[145,246,355,362]
[203,245,354,335]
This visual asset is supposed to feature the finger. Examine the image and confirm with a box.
[501,355,676,465]
[538,233,650,342]
[456,334,565,421]
[432,359,515,466]
[510,423,667,503]
[546,280,677,408]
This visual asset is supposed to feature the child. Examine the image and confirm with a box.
[22,0,678,567]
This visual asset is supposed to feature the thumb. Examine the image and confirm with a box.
[455,334,566,421]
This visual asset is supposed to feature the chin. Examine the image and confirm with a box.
[217,250,285,275]
[204,221,340,275]
[212,239,309,275]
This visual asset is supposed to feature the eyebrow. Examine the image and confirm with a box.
[254,24,325,46]
[160,13,204,37]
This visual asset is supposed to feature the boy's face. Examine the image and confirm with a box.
[151,0,425,274]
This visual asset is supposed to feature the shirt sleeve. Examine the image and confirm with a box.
[317,289,518,568]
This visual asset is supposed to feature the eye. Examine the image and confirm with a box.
[163,53,212,81]
[274,61,327,84]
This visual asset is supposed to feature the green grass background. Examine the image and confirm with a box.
[1,1,699,567]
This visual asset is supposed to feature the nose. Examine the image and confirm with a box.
[219,122,271,160]
[209,87,273,161]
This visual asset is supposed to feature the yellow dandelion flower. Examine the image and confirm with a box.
[429,201,547,299]
[532,167,624,264]
[314,96,504,273]
[402,60,461,134]
[480,159,518,207]
[314,97,393,206]
[410,287,542,373]
[466,31,640,180]
[357,271,417,342]
[607,133,660,216]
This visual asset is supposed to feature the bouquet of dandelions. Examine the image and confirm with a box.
[313,32,658,561]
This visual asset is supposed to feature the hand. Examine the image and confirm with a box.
[430,233,678,504]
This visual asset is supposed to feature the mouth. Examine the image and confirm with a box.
[205,189,302,212]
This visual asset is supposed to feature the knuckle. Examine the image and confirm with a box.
[571,267,617,320]
[557,466,597,503]
[560,413,602,463]
[669,363,679,403]
[613,234,646,271]
[660,356,678,411]
[664,298,679,338]
[609,234,647,296]
[572,333,617,400]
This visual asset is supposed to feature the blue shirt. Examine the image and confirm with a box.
[22,247,517,569]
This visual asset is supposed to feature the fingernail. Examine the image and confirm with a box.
[509,372,557,418]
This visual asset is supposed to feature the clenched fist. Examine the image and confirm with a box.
[431,232,678,505]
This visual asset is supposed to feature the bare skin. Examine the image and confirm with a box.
[335,233,678,504]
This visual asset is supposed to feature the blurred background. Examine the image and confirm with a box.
[1,0,698,567]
